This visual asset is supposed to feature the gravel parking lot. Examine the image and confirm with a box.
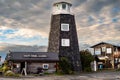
[0,71,120,80]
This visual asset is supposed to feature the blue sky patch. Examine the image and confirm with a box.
[112,7,120,13]
[112,18,118,22]
[3,29,17,34]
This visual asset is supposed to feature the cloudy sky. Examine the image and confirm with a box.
[0,0,120,61]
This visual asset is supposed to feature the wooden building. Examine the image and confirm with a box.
[91,42,120,69]
[5,52,59,74]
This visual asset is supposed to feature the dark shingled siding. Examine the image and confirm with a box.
[48,14,82,72]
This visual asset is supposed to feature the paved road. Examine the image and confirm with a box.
[0,71,120,80]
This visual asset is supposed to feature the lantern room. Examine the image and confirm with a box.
[52,2,72,15]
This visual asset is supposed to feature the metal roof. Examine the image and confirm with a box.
[6,52,59,62]
[91,42,120,48]
[53,2,72,6]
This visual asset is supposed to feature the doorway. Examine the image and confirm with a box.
[20,62,25,72]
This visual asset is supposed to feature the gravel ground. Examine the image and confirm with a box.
[0,71,120,80]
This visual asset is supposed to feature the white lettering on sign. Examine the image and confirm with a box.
[23,54,47,58]
[23,54,30,57]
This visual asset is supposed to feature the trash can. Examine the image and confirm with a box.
[99,64,103,69]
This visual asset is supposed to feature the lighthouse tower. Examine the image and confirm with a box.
[48,2,82,72]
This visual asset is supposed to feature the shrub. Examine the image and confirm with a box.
[80,50,94,72]
[84,67,92,72]
[54,71,63,75]
[2,66,10,73]
[59,57,73,74]
[4,70,20,77]
[0,66,3,72]
[4,70,15,76]
[2,61,10,73]
[44,72,50,75]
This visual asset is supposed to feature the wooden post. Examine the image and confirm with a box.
[21,61,27,76]
[25,61,27,76]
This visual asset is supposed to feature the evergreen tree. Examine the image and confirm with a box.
[80,50,94,72]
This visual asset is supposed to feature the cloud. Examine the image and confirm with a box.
[0,43,47,53]
[5,28,47,38]
[0,42,47,62]
[71,0,120,46]
[0,0,120,54]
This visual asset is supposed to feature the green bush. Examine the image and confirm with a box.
[0,66,3,72]
[80,50,94,72]
[84,67,92,72]
[54,71,63,75]
[59,57,73,74]
[44,72,50,75]
[2,66,10,73]
[4,70,15,76]
[4,70,20,77]
[2,61,10,73]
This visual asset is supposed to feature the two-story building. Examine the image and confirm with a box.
[91,42,120,69]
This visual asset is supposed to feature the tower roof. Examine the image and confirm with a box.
[53,2,72,6]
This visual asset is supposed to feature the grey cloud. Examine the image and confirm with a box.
[73,0,120,19]
[0,44,47,62]
[0,0,120,51]
[71,0,87,7]
[0,0,52,33]
[85,0,120,13]
[114,26,120,31]
[0,44,47,54]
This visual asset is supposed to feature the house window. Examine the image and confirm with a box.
[107,48,112,54]
[61,39,70,46]
[102,47,106,52]
[61,23,69,31]
[43,64,49,69]
[95,48,101,55]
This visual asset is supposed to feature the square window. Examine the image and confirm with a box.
[107,48,112,54]
[43,64,49,69]
[102,47,106,52]
[61,23,69,31]
[61,39,70,46]
[95,48,101,55]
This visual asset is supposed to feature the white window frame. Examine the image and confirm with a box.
[61,23,69,31]
[61,39,70,47]
[95,48,101,55]
[43,64,49,69]
[107,48,112,54]
[102,46,106,52]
